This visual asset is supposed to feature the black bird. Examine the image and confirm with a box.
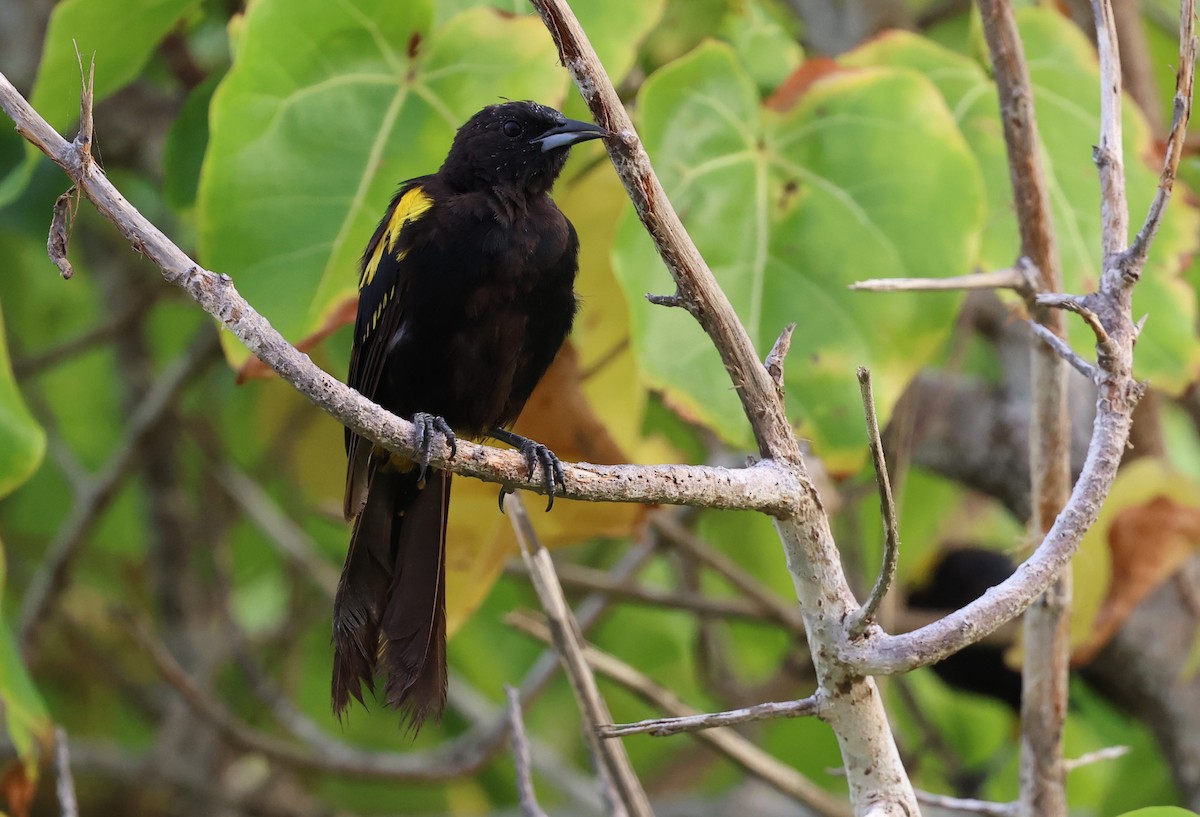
[907,547,1022,711]
[334,101,608,729]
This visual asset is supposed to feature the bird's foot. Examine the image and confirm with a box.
[490,428,565,512]
[412,412,457,486]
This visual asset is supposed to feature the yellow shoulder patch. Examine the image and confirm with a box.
[360,186,434,288]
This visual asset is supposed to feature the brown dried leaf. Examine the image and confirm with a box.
[0,760,36,817]
[1073,494,1200,666]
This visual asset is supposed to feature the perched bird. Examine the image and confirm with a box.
[334,101,608,729]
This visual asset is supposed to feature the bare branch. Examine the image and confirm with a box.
[506,492,653,817]
[0,71,805,519]
[505,559,778,623]
[509,612,852,817]
[1036,294,1110,346]
[846,367,900,638]
[72,45,94,164]
[507,686,549,817]
[914,790,1016,816]
[1123,0,1197,267]
[55,728,79,817]
[601,694,822,738]
[1063,745,1130,772]
[850,267,1032,293]
[1091,0,1130,261]
[1028,323,1099,381]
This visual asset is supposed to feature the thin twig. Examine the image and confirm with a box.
[505,559,778,622]
[650,516,804,633]
[1035,294,1110,345]
[18,328,222,656]
[55,728,79,817]
[507,686,550,817]
[1028,323,1098,381]
[72,46,94,163]
[506,491,653,817]
[1063,744,1130,772]
[850,267,1031,293]
[509,612,851,817]
[1123,0,1197,268]
[846,368,900,638]
[602,694,821,738]
[913,790,1016,816]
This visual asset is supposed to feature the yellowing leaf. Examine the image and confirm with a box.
[1071,459,1200,665]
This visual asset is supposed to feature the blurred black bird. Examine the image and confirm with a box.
[334,101,608,729]
[907,547,1022,711]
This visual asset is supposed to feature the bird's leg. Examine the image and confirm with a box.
[411,412,457,487]
[488,428,566,512]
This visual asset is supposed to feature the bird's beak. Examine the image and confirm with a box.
[532,118,610,152]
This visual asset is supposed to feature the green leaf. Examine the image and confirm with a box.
[612,43,986,468]
[1115,809,1200,817]
[0,302,44,500]
[718,0,803,93]
[164,73,220,213]
[0,539,52,779]
[197,1,566,365]
[0,0,199,207]
[438,0,666,94]
[845,14,1200,392]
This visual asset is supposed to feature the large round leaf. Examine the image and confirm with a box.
[612,43,986,469]
[197,1,566,365]
[845,14,1200,391]
[0,303,44,500]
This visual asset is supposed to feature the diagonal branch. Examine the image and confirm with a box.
[0,69,801,517]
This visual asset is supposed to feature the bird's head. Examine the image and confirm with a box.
[440,101,609,195]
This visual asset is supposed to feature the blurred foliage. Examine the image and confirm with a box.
[0,0,1197,814]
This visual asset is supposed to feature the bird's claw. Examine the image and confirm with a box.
[518,439,565,512]
[412,412,457,486]
[490,430,565,512]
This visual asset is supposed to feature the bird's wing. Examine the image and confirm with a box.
[344,177,437,520]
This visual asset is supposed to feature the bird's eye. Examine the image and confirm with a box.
[502,120,523,138]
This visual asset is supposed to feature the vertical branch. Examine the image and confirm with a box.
[846,368,900,638]
[1093,0,1130,261]
[506,686,550,817]
[974,2,1072,815]
[506,492,653,817]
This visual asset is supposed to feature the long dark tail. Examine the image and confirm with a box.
[332,465,449,731]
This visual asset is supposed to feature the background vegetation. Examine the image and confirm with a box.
[0,0,1199,814]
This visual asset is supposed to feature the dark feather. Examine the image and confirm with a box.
[332,464,449,728]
